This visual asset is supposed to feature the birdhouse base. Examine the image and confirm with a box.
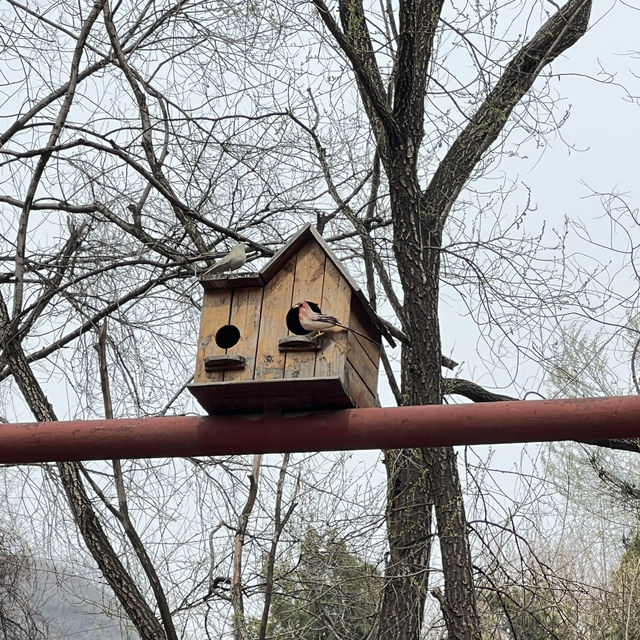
[188,377,357,414]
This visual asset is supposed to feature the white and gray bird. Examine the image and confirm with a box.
[207,241,247,276]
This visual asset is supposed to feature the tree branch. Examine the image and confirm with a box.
[96,322,178,640]
[444,377,640,453]
[258,455,298,640]
[232,454,262,640]
[12,0,106,319]
[422,0,592,230]
[392,1,444,142]
[443,378,517,402]
[0,272,178,384]
[310,0,391,135]
[14,220,89,343]
[102,0,209,256]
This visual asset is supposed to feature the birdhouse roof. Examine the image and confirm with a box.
[199,224,398,347]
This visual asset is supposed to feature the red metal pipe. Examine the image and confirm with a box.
[1,395,640,463]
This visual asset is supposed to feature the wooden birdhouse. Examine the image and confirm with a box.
[188,225,394,414]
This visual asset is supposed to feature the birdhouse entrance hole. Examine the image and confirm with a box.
[215,324,240,349]
[206,325,246,371]
[286,300,321,335]
[279,302,324,353]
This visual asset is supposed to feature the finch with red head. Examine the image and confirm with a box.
[294,301,377,344]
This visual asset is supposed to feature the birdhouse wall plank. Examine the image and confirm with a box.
[315,259,350,378]
[223,287,264,382]
[346,332,379,398]
[348,300,381,364]
[285,241,326,380]
[345,362,377,408]
[194,289,232,383]
[254,256,296,380]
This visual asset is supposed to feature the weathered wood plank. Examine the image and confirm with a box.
[200,273,263,290]
[315,259,350,379]
[188,376,355,413]
[224,287,263,382]
[278,335,321,352]
[285,241,326,379]
[346,329,379,398]
[348,298,381,365]
[254,256,296,379]
[194,289,232,383]
[345,362,377,409]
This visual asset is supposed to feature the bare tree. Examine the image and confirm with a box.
[304,2,592,638]
[2,1,628,639]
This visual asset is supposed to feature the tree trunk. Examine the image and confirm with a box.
[382,151,480,638]
[426,447,478,639]
[379,447,433,640]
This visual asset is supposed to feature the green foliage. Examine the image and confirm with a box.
[261,528,380,640]
[482,583,575,640]
[543,317,640,639]
[600,525,640,640]
[547,323,630,399]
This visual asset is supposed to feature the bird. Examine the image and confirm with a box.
[294,300,378,344]
[206,241,247,276]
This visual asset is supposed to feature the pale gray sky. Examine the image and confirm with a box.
[436,0,640,400]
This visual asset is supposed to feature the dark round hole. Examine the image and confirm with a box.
[286,301,322,336]
[215,324,240,349]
